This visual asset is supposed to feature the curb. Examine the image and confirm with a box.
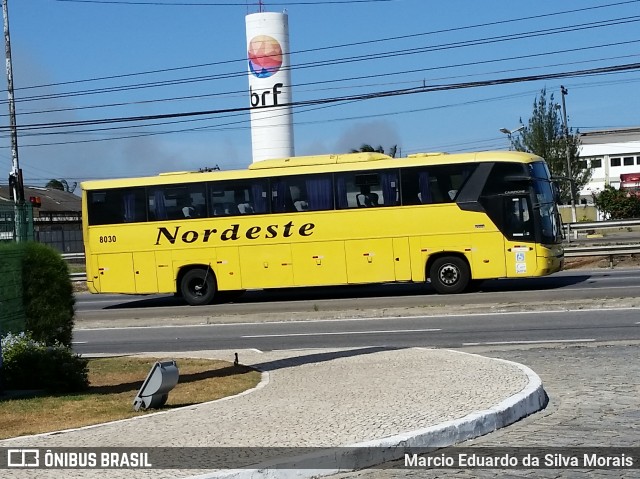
[185,350,547,479]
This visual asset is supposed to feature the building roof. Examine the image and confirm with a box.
[580,127,640,145]
[0,184,81,213]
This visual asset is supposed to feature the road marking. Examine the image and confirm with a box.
[242,328,442,338]
[71,341,87,344]
[462,339,596,346]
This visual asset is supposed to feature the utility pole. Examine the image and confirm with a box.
[3,0,21,203]
[3,0,24,243]
[560,85,577,224]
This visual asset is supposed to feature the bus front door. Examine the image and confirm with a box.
[503,196,537,277]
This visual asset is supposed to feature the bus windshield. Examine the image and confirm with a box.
[530,162,562,244]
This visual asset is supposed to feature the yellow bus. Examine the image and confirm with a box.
[81,151,564,305]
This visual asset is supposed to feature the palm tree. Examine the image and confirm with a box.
[350,144,399,158]
[46,179,77,193]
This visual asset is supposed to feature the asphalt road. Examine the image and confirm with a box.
[72,305,640,355]
[74,268,640,327]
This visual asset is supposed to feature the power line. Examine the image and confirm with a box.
[10,49,640,138]
[14,71,640,149]
[6,62,639,135]
[6,14,640,107]
[8,39,640,118]
[8,0,640,93]
[54,0,394,5]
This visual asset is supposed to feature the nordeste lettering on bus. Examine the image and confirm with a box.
[154,221,315,245]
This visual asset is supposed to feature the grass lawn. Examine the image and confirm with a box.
[0,356,261,440]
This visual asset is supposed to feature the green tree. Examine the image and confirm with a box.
[511,88,590,204]
[350,144,399,158]
[592,185,640,219]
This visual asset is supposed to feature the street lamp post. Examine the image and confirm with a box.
[499,126,524,150]
[560,86,578,224]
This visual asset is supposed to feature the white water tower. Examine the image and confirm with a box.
[245,10,295,162]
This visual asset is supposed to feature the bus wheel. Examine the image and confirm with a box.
[429,256,470,294]
[180,268,216,306]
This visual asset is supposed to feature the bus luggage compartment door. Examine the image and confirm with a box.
[392,237,411,281]
[133,251,159,294]
[345,238,395,284]
[292,241,347,286]
[96,253,135,293]
[239,244,294,289]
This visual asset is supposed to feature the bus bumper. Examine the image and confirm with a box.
[536,244,564,275]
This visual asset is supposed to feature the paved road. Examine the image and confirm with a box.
[74,269,640,326]
[72,307,640,354]
[330,340,640,478]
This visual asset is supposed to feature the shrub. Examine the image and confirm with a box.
[21,242,75,346]
[592,185,640,219]
[1,332,88,392]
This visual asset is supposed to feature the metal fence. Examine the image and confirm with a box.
[33,214,83,254]
[0,247,26,335]
[564,218,640,242]
[0,203,34,243]
[0,204,33,337]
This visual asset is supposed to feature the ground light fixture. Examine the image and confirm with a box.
[133,360,179,411]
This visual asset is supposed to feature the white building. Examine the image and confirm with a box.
[579,127,640,202]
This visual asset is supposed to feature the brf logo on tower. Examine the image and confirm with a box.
[248,35,285,109]
[248,35,283,78]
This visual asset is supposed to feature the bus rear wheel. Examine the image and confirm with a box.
[180,268,216,306]
[429,256,470,294]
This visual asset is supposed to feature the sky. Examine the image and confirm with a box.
[1,0,640,190]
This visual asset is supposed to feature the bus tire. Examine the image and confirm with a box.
[429,256,470,294]
[180,268,216,306]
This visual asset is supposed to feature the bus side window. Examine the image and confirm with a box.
[148,189,167,221]
[89,194,120,225]
[335,173,358,209]
[290,185,307,211]
[122,189,147,223]
[272,179,296,213]
[356,185,377,207]
[401,168,435,205]
[234,189,254,214]
[506,197,533,238]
